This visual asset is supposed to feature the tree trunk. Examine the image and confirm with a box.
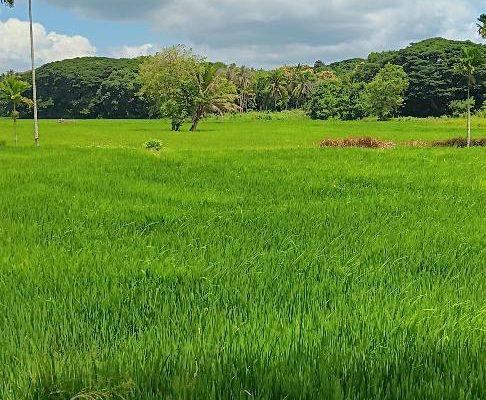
[467,83,471,148]
[190,106,203,132]
[13,104,17,146]
[29,0,39,147]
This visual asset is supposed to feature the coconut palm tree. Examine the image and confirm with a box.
[0,76,33,145]
[233,66,255,112]
[291,69,315,107]
[454,47,485,147]
[1,0,39,146]
[478,14,486,39]
[190,63,238,131]
[267,69,289,111]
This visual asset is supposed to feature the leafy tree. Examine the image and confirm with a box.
[454,47,485,147]
[139,47,237,132]
[313,60,326,71]
[306,80,364,120]
[0,0,14,6]
[361,64,409,120]
[329,58,365,78]
[343,38,486,117]
[395,39,482,117]
[352,52,396,83]
[90,68,148,118]
[138,46,199,131]
[0,76,32,145]
[478,14,486,39]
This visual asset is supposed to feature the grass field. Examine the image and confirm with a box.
[1,114,485,399]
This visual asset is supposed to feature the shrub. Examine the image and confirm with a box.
[320,137,395,149]
[449,99,475,118]
[256,113,273,120]
[432,138,486,147]
[475,102,486,117]
[144,139,163,151]
[306,80,365,121]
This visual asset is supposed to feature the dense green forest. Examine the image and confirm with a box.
[2,57,151,119]
[1,37,485,119]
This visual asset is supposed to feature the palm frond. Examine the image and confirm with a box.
[0,0,14,7]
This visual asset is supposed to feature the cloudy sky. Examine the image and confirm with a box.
[0,0,484,72]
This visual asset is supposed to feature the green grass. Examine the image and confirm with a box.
[0,114,485,399]
[2,112,486,150]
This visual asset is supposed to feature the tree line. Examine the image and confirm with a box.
[1,18,486,137]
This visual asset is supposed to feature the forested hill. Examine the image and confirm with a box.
[4,37,486,119]
[345,38,486,117]
[20,57,150,119]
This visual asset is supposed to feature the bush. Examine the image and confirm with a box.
[144,139,163,151]
[256,113,273,120]
[432,138,486,147]
[475,102,486,118]
[320,137,395,149]
[449,99,475,118]
[306,80,365,121]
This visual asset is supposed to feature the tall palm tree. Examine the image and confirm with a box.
[190,63,238,131]
[478,14,486,39]
[231,66,255,112]
[0,76,33,145]
[267,70,289,111]
[291,69,315,107]
[1,0,39,146]
[454,47,485,147]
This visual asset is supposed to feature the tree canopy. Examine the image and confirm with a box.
[1,37,485,121]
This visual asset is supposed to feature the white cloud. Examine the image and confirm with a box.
[0,18,96,72]
[152,0,481,66]
[43,0,485,66]
[111,43,155,59]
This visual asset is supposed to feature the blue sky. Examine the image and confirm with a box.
[3,0,179,52]
[0,0,484,72]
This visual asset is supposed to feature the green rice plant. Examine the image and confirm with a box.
[0,116,485,399]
